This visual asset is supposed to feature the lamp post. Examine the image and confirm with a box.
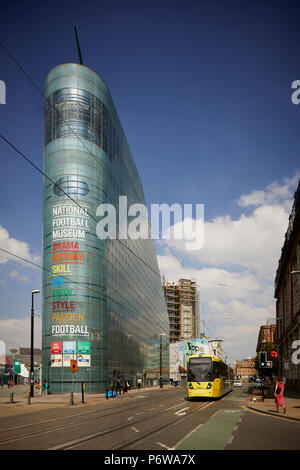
[159,334,166,388]
[30,290,40,398]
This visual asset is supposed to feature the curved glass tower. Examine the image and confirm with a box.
[42,64,169,393]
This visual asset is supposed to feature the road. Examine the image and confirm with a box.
[0,383,299,450]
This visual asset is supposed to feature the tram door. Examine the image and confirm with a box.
[213,362,221,396]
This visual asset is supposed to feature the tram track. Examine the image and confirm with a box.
[113,401,212,451]
[48,401,211,450]
[0,389,186,449]
[0,389,182,436]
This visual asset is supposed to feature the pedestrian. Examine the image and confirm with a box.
[116,379,121,395]
[43,379,48,396]
[123,379,130,393]
[137,378,142,390]
[274,377,286,414]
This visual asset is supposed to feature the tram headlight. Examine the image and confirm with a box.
[207,383,212,389]
[188,383,193,389]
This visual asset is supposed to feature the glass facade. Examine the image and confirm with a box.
[42,63,169,393]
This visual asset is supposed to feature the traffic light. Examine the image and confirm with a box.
[267,351,278,371]
[70,360,77,372]
[259,351,267,368]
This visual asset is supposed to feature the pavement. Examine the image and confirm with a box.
[246,387,300,422]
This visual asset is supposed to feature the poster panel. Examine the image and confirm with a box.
[77,354,91,367]
[63,354,74,367]
[51,341,62,354]
[51,355,62,367]
[77,342,90,354]
[63,341,76,354]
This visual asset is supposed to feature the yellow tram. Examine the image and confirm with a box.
[187,354,234,399]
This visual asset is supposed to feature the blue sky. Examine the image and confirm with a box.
[0,0,299,363]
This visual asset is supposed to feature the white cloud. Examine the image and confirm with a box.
[0,316,42,351]
[0,225,40,266]
[161,179,298,277]
[158,174,299,363]
[9,270,29,282]
[204,299,275,360]
[237,172,300,209]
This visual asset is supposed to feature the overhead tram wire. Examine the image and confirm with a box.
[0,132,165,283]
[0,39,167,281]
[0,132,274,300]
[0,39,274,300]
[0,38,171,285]
[162,241,274,298]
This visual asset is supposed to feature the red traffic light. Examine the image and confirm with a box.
[271,350,278,358]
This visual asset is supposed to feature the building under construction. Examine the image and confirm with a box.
[163,279,200,343]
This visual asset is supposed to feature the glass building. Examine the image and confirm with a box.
[42,63,169,393]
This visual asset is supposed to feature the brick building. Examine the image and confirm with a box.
[274,179,300,391]
[256,320,276,353]
[234,358,256,379]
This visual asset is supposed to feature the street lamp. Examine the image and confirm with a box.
[159,334,166,388]
[30,290,40,398]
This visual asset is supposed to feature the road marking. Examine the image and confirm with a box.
[223,409,241,413]
[131,427,140,433]
[157,441,174,450]
[175,407,190,416]
[127,416,133,421]
[174,424,203,449]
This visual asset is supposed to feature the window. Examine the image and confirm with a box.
[45,88,120,162]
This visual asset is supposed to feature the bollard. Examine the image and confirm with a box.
[27,392,31,405]
[10,392,14,404]
[69,392,74,406]
[81,382,85,404]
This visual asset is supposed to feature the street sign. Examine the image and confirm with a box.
[13,360,21,374]
[70,359,77,372]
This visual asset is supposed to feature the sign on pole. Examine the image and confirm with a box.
[14,360,21,374]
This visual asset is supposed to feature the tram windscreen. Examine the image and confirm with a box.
[187,358,212,382]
